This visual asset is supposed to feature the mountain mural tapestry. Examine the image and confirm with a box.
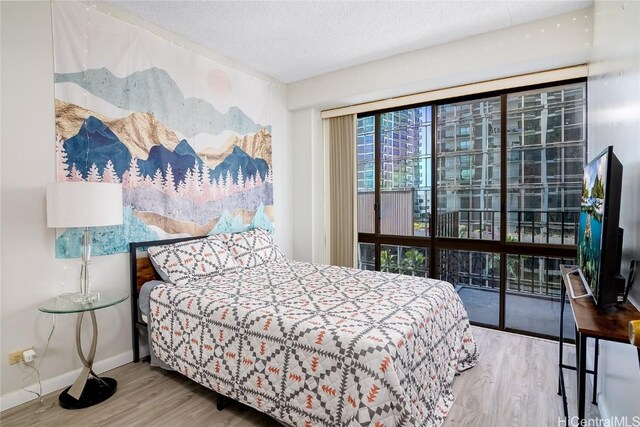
[52,2,275,258]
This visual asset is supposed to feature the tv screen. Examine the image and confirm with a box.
[577,146,624,306]
[578,150,608,299]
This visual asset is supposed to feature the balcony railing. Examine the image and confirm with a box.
[438,250,573,298]
[358,209,578,298]
[358,244,574,298]
[436,209,579,244]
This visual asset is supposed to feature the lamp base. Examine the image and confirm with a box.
[61,291,101,304]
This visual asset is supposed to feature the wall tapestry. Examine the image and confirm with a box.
[52,2,275,258]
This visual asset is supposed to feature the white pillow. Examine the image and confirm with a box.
[147,236,239,285]
[223,228,285,268]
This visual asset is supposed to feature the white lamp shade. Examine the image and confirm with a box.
[47,182,123,228]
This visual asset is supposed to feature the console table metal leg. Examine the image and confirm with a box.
[577,332,587,420]
[558,278,570,422]
[558,282,566,396]
[592,338,599,405]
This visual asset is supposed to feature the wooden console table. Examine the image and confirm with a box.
[558,265,640,422]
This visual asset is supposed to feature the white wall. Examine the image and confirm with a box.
[291,108,324,264]
[0,1,292,410]
[587,0,640,419]
[288,8,593,112]
[288,8,594,264]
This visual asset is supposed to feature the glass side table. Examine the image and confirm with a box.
[39,290,128,409]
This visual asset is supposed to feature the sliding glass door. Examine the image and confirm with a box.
[357,80,586,339]
[436,97,501,326]
[502,83,585,337]
[436,97,501,240]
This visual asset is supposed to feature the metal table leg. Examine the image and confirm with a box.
[558,279,569,421]
[592,338,599,405]
[58,311,118,409]
[577,331,587,420]
[558,280,566,396]
[68,311,98,398]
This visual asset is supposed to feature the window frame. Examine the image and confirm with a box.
[357,77,586,339]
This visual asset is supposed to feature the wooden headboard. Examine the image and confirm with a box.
[129,235,207,362]
[134,257,160,295]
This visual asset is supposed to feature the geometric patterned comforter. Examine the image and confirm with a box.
[149,259,477,427]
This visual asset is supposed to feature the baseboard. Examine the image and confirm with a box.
[0,351,132,412]
[586,338,611,421]
[596,391,612,421]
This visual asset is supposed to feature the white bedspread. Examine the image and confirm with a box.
[149,259,477,427]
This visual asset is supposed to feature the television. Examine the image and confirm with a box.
[576,146,626,307]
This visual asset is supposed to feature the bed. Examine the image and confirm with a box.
[130,231,477,427]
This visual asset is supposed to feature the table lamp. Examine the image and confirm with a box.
[46,182,123,303]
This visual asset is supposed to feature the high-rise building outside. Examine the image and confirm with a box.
[357,108,431,234]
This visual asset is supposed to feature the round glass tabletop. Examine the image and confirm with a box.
[38,290,129,314]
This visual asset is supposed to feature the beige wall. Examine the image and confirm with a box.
[587,0,640,418]
[0,1,292,409]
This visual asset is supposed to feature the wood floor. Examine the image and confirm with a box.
[1,327,599,427]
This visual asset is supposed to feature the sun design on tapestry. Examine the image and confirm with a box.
[53,7,275,258]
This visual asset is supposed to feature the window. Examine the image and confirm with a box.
[507,83,585,244]
[436,97,501,240]
[380,107,431,237]
[357,116,375,233]
[356,80,586,340]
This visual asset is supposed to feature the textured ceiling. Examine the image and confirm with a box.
[102,0,593,84]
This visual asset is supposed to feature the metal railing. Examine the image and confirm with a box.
[359,244,572,298]
[437,250,574,298]
[436,209,579,244]
[358,209,579,298]
[510,210,579,245]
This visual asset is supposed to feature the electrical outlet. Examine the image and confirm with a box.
[23,349,36,363]
[8,348,32,365]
